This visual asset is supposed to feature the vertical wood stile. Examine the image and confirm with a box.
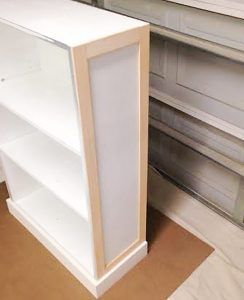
[139,26,150,242]
[70,45,105,279]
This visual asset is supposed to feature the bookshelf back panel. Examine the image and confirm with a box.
[0,22,81,153]
[0,22,39,81]
[1,155,41,201]
[0,105,35,147]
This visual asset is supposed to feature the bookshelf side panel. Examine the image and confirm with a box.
[89,43,140,264]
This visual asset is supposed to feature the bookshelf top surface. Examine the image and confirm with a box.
[0,0,147,47]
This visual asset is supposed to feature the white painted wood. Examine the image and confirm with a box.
[0,22,39,80]
[0,105,35,184]
[0,24,80,153]
[17,189,93,272]
[1,155,41,201]
[1,132,88,220]
[0,2,148,296]
[89,44,139,264]
[0,0,146,47]
[2,153,94,273]
[2,155,93,273]
[0,71,80,154]
[95,241,147,297]
[0,106,34,147]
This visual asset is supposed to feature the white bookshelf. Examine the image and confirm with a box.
[0,0,149,297]
[1,132,88,219]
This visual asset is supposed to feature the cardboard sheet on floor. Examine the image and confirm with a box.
[0,183,213,300]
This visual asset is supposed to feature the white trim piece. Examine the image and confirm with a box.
[7,197,147,298]
[95,241,147,296]
[150,87,244,140]
[166,0,244,20]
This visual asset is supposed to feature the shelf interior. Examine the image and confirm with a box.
[2,155,94,274]
[0,21,81,154]
[0,21,94,277]
[17,189,94,274]
[1,131,88,220]
[0,105,34,147]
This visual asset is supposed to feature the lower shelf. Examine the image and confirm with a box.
[7,195,147,297]
[1,131,88,220]
[8,189,94,274]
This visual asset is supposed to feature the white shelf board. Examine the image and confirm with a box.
[0,0,146,47]
[0,71,81,154]
[1,132,88,220]
[11,188,93,274]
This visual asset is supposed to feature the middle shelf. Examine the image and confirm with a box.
[1,131,88,220]
[0,71,81,154]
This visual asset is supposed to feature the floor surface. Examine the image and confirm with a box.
[0,182,212,300]
[148,167,244,300]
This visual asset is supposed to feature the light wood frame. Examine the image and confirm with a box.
[70,25,149,279]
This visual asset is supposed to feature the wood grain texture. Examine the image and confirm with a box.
[138,26,150,242]
[71,45,105,278]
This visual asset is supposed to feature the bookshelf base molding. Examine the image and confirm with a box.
[7,197,147,298]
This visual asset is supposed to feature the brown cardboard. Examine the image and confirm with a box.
[0,183,213,300]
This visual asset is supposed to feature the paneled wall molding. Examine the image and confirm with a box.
[150,38,167,78]
[166,0,244,20]
[104,0,244,56]
[150,88,244,141]
[149,126,241,216]
[233,177,244,222]
[150,117,244,176]
[103,0,244,226]
[151,25,244,64]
